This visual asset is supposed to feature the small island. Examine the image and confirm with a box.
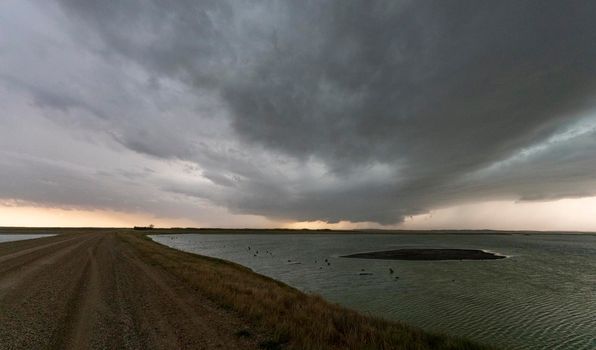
[342,248,505,261]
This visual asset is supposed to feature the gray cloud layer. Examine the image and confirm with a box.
[1,0,596,225]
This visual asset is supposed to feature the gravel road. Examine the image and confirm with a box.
[0,232,260,350]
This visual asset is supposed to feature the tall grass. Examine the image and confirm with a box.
[121,232,495,350]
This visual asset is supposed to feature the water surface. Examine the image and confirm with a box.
[152,233,596,350]
[0,234,55,243]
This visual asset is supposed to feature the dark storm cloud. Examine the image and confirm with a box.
[0,74,108,119]
[3,0,596,224]
[224,1,596,170]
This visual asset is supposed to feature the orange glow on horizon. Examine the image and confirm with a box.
[282,220,385,230]
[286,197,596,232]
[2,196,596,232]
[0,205,197,228]
[400,197,596,232]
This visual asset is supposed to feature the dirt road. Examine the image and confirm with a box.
[0,232,260,350]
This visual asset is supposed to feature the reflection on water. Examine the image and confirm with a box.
[152,233,596,350]
[0,234,55,243]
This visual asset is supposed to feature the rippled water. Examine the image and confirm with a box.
[151,233,596,350]
[0,234,54,243]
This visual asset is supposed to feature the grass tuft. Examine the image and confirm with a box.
[259,339,286,350]
[235,329,253,338]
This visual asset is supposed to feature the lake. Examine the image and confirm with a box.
[0,234,55,243]
[151,233,596,350]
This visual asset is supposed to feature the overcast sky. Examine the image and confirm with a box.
[1,1,596,229]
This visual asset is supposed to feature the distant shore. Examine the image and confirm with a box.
[1,226,594,236]
[119,227,596,236]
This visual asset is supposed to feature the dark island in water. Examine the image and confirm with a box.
[342,248,505,261]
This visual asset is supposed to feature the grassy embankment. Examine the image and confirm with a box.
[120,230,495,350]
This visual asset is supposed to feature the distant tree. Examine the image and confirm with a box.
[133,224,154,230]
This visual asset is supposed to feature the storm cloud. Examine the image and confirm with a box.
[1,0,596,225]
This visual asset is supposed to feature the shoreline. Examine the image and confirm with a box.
[0,227,496,349]
[135,231,495,349]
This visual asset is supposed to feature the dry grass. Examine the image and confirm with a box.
[119,231,495,350]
